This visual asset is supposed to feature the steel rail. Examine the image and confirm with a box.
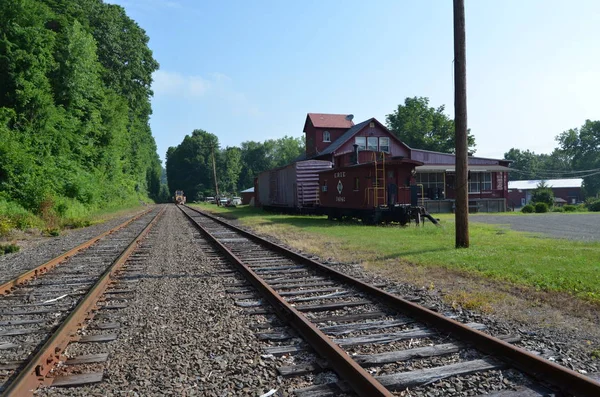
[0,208,153,295]
[2,206,165,397]
[183,204,600,397]
[179,206,393,397]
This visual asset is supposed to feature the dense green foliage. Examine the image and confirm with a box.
[0,0,161,225]
[166,131,303,200]
[534,202,549,213]
[505,120,600,197]
[556,120,600,197]
[503,148,571,181]
[386,97,476,153]
[588,199,600,212]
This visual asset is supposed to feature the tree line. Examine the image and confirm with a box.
[0,0,161,221]
[387,97,599,198]
[504,120,600,197]
[167,96,598,201]
[165,130,303,201]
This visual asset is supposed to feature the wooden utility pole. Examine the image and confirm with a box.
[453,0,469,248]
[211,145,219,196]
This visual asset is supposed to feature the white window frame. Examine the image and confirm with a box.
[367,136,378,151]
[323,131,330,142]
[379,137,390,153]
[468,172,492,193]
[355,137,366,151]
[416,172,445,199]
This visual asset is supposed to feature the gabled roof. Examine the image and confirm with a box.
[319,119,372,155]
[319,117,410,156]
[508,178,583,190]
[304,113,355,131]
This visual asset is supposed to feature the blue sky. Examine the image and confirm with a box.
[107,0,600,163]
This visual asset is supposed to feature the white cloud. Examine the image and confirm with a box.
[151,70,261,117]
[152,70,208,98]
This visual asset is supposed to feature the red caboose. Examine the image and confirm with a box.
[318,154,432,224]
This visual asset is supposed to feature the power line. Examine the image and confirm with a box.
[508,167,600,177]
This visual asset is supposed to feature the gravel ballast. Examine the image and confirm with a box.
[11,205,599,396]
[0,208,148,284]
[39,205,286,396]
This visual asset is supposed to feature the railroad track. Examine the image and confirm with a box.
[0,206,164,396]
[179,204,600,397]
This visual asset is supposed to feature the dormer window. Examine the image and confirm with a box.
[323,131,331,142]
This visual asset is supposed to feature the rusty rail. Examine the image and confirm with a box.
[0,208,153,295]
[2,207,165,397]
[179,206,393,397]
[183,204,600,397]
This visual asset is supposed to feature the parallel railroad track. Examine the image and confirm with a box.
[0,206,165,396]
[180,204,600,397]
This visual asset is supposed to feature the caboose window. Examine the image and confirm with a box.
[355,137,366,151]
[367,137,378,151]
[379,137,390,153]
[323,131,331,142]
[354,177,359,191]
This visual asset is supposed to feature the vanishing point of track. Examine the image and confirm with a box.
[0,206,164,396]
[180,204,600,397]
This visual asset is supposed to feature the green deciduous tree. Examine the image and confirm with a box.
[386,97,476,153]
[556,120,600,197]
[0,0,162,219]
[166,130,220,200]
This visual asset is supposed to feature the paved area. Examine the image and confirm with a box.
[470,212,600,241]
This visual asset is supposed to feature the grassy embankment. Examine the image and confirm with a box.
[0,198,151,253]
[193,203,600,309]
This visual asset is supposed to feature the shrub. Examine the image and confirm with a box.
[588,199,600,212]
[552,207,564,213]
[0,200,40,230]
[531,182,554,206]
[535,202,549,213]
[44,228,60,237]
[521,204,534,213]
[0,244,20,255]
[562,204,577,212]
[0,216,13,236]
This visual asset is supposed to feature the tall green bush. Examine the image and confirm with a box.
[531,181,554,207]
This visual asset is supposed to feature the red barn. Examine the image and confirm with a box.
[508,179,583,208]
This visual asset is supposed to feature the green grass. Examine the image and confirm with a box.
[193,203,600,303]
[0,196,149,237]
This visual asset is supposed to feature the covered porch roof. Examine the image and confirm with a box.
[416,165,512,172]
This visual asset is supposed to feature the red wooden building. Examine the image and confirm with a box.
[302,113,510,213]
[257,113,511,213]
[507,179,583,208]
